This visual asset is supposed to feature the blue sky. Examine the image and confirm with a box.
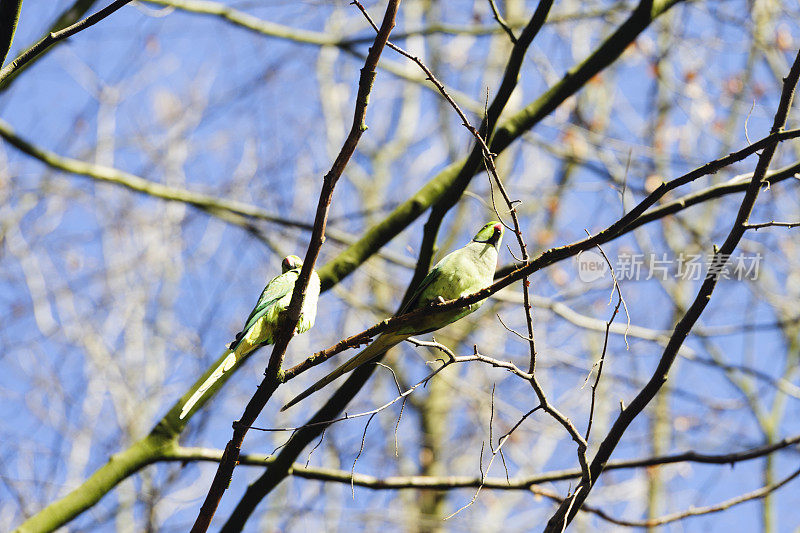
[2,1,800,531]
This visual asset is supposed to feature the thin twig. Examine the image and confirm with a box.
[744,220,800,230]
[445,405,542,519]
[305,428,325,468]
[584,242,626,441]
[394,397,406,458]
[248,343,533,437]
[487,0,518,42]
[480,88,593,487]
[635,465,800,527]
[352,0,492,157]
[0,0,134,85]
[496,313,535,342]
[251,359,459,433]
[352,413,377,498]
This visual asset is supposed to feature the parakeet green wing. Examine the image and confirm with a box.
[228,255,305,350]
[229,270,299,351]
[180,254,319,420]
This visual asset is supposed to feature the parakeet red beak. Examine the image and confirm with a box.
[282,255,303,272]
[490,223,503,245]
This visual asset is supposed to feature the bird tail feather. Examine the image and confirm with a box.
[179,349,238,420]
[281,331,407,411]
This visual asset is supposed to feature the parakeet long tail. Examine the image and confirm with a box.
[281,330,409,411]
[179,350,238,420]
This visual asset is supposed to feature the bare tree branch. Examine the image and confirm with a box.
[189,2,401,530]
[0,0,133,85]
[544,47,800,531]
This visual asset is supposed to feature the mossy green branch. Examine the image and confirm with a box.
[13,347,252,533]
[320,0,684,293]
[0,1,131,87]
[14,436,176,533]
[491,0,682,154]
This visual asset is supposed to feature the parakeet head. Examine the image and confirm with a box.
[281,255,303,272]
[472,221,504,248]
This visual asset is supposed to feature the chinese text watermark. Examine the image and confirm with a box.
[576,252,761,282]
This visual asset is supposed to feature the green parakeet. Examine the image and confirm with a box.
[281,221,503,411]
[179,255,320,420]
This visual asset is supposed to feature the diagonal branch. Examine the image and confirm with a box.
[0,0,133,86]
[0,119,370,252]
[544,46,800,532]
[0,0,102,91]
[188,2,401,531]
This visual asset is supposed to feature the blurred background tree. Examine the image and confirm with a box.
[1,0,800,531]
